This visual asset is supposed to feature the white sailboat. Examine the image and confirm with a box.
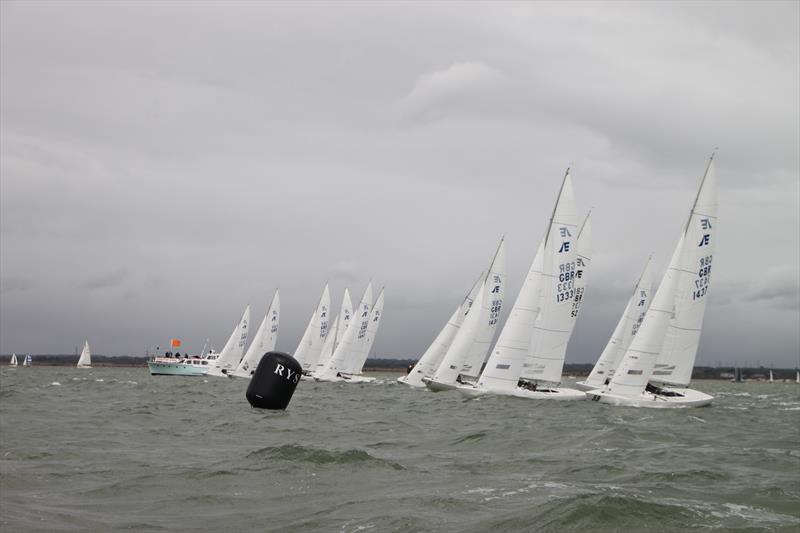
[9,353,18,367]
[23,354,32,367]
[425,237,507,392]
[588,154,718,408]
[77,340,92,368]
[342,287,386,382]
[230,290,280,378]
[313,289,353,377]
[460,170,590,400]
[768,369,774,383]
[315,283,373,382]
[399,273,484,388]
[293,284,332,374]
[575,257,653,391]
[206,305,251,377]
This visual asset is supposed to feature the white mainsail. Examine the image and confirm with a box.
[9,353,18,366]
[293,284,332,373]
[317,283,373,380]
[77,340,92,368]
[429,237,507,388]
[346,287,385,375]
[402,273,484,388]
[520,169,580,385]
[581,257,653,389]
[207,305,251,377]
[314,289,353,375]
[232,290,280,377]
[605,155,718,399]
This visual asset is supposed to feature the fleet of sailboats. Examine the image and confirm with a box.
[15,154,779,404]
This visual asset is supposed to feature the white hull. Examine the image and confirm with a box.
[397,375,426,388]
[586,386,713,408]
[458,384,586,400]
[314,373,375,384]
[76,365,92,369]
[423,377,464,392]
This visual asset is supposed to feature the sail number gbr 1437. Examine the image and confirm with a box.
[693,255,712,301]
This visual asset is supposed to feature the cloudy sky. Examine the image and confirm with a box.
[1,1,798,367]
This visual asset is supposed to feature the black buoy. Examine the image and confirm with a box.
[246,351,302,410]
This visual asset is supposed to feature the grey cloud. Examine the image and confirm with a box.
[81,268,128,290]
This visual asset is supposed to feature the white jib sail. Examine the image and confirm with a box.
[10,353,18,366]
[315,289,353,374]
[478,238,545,392]
[521,169,580,385]
[318,283,373,379]
[77,340,91,367]
[432,237,507,385]
[652,157,718,387]
[208,305,251,376]
[583,257,653,389]
[234,290,280,377]
[293,284,332,372]
[404,273,484,387]
[346,287,385,375]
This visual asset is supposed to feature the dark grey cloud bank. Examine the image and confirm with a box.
[1,1,798,366]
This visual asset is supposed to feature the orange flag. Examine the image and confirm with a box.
[170,338,182,348]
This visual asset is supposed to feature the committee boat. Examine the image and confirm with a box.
[148,351,219,376]
[587,154,718,408]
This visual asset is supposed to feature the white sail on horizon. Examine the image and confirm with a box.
[77,340,91,368]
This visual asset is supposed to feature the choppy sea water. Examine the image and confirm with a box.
[1,367,799,532]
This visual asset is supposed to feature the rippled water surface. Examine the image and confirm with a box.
[1,367,799,532]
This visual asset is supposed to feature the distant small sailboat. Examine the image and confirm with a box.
[313,289,353,377]
[231,290,280,378]
[425,237,507,392]
[205,305,252,377]
[9,353,18,367]
[399,273,483,388]
[575,257,653,391]
[23,354,32,367]
[769,369,774,384]
[293,284,332,375]
[77,341,92,368]
[732,366,743,383]
[316,283,374,382]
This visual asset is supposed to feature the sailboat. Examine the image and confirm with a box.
[398,273,484,388]
[313,289,353,377]
[425,237,507,392]
[341,287,386,382]
[230,291,280,378]
[732,366,743,383]
[459,170,590,400]
[23,354,32,367]
[769,369,774,384]
[77,340,92,368]
[205,305,252,377]
[588,154,718,408]
[9,353,18,367]
[315,283,374,382]
[293,284,332,375]
[575,257,653,391]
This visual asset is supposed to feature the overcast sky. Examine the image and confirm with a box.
[1,1,798,367]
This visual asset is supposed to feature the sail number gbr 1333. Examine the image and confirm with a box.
[556,261,577,303]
